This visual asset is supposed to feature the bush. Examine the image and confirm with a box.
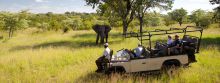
[198,17,212,27]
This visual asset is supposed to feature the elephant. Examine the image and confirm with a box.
[92,24,111,45]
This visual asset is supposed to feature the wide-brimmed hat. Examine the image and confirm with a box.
[104,43,109,46]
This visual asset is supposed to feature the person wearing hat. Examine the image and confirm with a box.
[103,43,111,60]
[172,34,182,54]
[173,35,181,46]
[95,43,111,72]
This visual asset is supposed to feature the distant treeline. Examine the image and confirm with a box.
[0,8,219,38]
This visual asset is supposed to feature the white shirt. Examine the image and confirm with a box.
[103,47,111,60]
[167,38,173,45]
[134,46,143,57]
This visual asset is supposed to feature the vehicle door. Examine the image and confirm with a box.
[130,58,148,72]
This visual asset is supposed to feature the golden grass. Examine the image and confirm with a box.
[0,27,220,83]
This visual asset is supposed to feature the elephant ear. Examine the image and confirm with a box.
[92,24,100,33]
[105,25,111,33]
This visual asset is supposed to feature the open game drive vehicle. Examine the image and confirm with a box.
[96,26,203,74]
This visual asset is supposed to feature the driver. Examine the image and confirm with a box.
[103,43,111,60]
[133,43,143,57]
[95,43,111,72]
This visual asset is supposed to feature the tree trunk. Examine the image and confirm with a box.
[179,22,182,26]
[139,16,143,44]
[11,29,14,38]
[9,27,12,38]
[122,20,128,35]
[139,17,143,33]
[196,22,199,27]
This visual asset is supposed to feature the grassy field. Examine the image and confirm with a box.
[0,26,220,83]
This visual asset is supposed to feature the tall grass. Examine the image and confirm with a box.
[0,27,220,83]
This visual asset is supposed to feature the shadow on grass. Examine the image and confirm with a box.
[9,32,124,51]
[74,72,108,83]
[201,37,220,51]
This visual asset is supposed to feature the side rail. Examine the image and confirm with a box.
[123,26,203,53]
[184,26,203,53]
[124,32,141,41]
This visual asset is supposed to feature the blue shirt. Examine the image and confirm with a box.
[134,47,143,57]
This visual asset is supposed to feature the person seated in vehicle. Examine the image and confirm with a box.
[154,41,167,56]
[133,43,143,57]
[167,35,173,55]
[167,35,173,47]
[170,35,182,55]
[95,43,111,72]
[182,35,197,62]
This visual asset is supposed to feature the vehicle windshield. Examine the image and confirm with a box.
[111,50,130,61]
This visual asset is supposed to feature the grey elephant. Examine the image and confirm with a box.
[92,24,111,44]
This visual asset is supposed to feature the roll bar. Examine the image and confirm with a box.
[124,26,203,54]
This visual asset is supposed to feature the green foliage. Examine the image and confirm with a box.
[85,0,137,34]
[190,9,213,27]
[36,22,49,31]
[0,8,219,35]
[49,20,62,31]
[17,19,29,29]
[85,0,174,33]
[0,20,5,30]
[168,8,187,26]
[163,15,176,26]
[144,13,164,27]
[0,10,31,38]
[82,20,92,30]
[62,17,82,30]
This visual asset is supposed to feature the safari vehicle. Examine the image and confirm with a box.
[97,26,203,74]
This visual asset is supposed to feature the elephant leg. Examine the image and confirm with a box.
[100,30,105,44]
[105,33,108,43]
[100,35,104,44]
[96,33,99,44]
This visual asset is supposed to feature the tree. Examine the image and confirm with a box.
[85,0,173,35]
[85,0,136,35]
[210,0,220,27]
[168,8,187,26]
[190,9,212,27]
[2,11,29,38]
[4,15,16,38]
[0,13,5,30]
[163,15,176,26]
[134,0,173,33]
[96,4,121,27]
[144,12,164,27]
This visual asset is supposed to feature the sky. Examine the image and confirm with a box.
[0,0,218,14]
